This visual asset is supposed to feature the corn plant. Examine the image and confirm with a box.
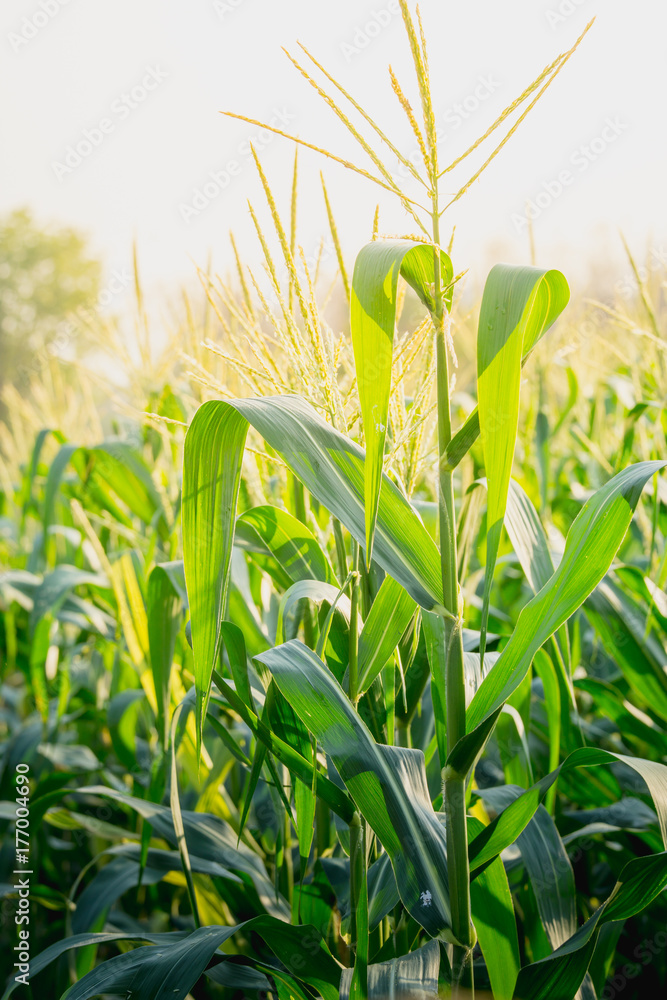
[178,6,666,998]
[4,5,667,1000]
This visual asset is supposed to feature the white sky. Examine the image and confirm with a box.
[2,0,665,316]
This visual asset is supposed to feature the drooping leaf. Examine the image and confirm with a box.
[469,746,667,877]
[183,394,445,753]
[340,939,440,1000]
[28,918,340,1000]
[71,848,240,934]
[0,932,191,1000]
[236,504,336,584]
[29,565,108,633]
[255,639,452,937]
[275,579,351,646]
[74,785,288,919]
[478,786,576,951]
[515,852,667,1000]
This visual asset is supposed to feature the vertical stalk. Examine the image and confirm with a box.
[348,556,368,998]
[349,812,368,999]
[431,207,474,994]
[277,770,294,906]
[348,548,361,704]
[333,517,348,580]
[315,795,330,859]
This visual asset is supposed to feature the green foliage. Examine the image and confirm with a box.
[2,6,667,1000]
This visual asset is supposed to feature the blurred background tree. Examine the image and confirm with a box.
[0,208,102,406]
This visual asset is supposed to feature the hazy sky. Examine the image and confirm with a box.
[2,0,665,313]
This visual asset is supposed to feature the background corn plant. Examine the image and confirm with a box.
[2,3,667,999]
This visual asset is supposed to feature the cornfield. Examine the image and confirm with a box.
[2,4,667,999]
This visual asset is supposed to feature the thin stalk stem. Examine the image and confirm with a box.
[348,551,361,704]
[333,516,348,581]
[348,554,368,999]
[431,205,474,995]
[349,812,369,999]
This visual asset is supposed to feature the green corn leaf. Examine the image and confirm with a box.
[183,395,444,754]
[22,918,340,1000]
[229,916,342,1000]
[350,239,453,563]
[357,575,416,696]
[467,461,666,736]
[584,579,667,719]
[294,752,317,878]
[476,264,569,656]
[238,736,269,841]
[478,786,576,951]
[29,565,108,633]
[236,504,336,584]
[70,849,239,935]
[219,620,255,711]
[321,852,400,935]
[0,932,191,1000]
[468,746,667,877]
[515,852,667,1000]
[339,939,440,1000]
[210,674,356,823]
[348,814,369,999]
[74,785,289,919]
[182,401,247,757]
[52,927,236,1000]
[532,649,561,814]
[205,961,271,991]
[468,815,520,1000]
[45,439,169,544]
[275,579,351,646]
[504,479,557,594]
[255,639,453,937]
[147,561,184,749]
